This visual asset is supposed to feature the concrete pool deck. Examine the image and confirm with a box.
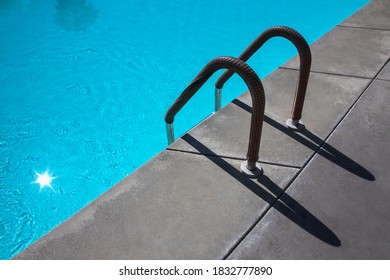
[15,0,390,259]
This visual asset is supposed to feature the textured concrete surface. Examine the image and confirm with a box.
[170,69,370,167]
[228,79,390,259]
[15,0,390,260]
[15,150,298,259]
[340,0,390,30]
[378,61,390,80]
[283,26,390,78]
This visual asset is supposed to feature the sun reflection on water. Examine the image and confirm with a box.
[33,170,56,191]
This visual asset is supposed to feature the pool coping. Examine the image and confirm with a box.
[14,0,390,259]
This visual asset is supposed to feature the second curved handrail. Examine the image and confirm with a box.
[165,56,265,177]
[215,26,311,130]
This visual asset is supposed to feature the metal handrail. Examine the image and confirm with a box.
[215,26,311,131]
[165,56,265,177]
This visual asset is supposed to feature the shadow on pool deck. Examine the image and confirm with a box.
[231,99,375,181]
[181,133,342,252]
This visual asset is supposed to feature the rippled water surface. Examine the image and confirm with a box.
[0,0,368,259]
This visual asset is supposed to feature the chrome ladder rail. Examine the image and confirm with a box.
[165,56,266,178]
[215,26,312,131]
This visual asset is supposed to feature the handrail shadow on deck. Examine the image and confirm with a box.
[231,99,375,181]
[181,134,341,252]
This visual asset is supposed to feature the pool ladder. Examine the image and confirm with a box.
[215,26,312,130]
[164,26,311,177]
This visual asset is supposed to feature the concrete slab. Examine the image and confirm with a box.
[228,80,390,259]
[340,0,390,30]
[15,148,298,259]
[170,69,370,167]
[283,26,390,78]
[378,60,390,80]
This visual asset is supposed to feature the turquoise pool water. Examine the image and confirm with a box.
[0,0,368,259]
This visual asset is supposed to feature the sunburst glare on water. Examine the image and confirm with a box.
[33,170,56,191]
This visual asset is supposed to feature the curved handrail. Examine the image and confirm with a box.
[215,26,311,130]
[165,56,265,176]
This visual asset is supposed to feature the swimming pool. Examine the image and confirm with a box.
[0,0,368,259]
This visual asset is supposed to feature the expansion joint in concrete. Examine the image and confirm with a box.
[166,147,302,169]
[337,24,390,32]
[279,66,373,80]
